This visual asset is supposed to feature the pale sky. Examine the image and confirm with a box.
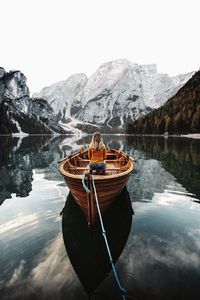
[1,0,199,94]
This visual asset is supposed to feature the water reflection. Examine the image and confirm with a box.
[0,170,70,300]
[119,200,200,300]
[0,135,79,205]
[1,135,199,206]
[126,136,200,200]
[62,187,133,296]
[0,135,200,300]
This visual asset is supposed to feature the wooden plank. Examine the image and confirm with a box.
[60,148,134,224]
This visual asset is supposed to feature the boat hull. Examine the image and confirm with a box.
[59,148,134,225]
[63,173,131,225]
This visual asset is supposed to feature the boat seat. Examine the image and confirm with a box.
[67,166,128,176]
[65,154,130,174]
[90,169,106,175]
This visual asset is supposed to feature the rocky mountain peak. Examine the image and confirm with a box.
[0,68,65,135]
[0,68,30,114]
[0,61,195,134]
[0,67,6,79]
[33,73,87,119]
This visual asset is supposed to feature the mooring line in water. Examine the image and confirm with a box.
[82,174,127,300]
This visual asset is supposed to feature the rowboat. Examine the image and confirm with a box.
[59,148,135,225]
[62,187,133,295]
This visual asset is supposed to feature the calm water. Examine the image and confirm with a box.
[0,135,200,300]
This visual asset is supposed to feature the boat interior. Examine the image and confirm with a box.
[63,149,132,175]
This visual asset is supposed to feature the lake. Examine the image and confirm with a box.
[0,135,200,300]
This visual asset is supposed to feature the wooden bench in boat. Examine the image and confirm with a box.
[65,160,130,175]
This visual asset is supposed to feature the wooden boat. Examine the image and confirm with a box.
[62,187,133,295]
[59,148,135,225]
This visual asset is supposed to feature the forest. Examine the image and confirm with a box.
[127,71,200,135]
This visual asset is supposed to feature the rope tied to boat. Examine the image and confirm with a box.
[82,174,127,300]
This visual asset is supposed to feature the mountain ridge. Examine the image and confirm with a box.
[126,70,200,135]
[0,61,195,135]
[33,59,194,133]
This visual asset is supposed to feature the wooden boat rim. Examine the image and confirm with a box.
[59,151,134,180]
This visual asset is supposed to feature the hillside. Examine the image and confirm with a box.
[126,71,200,135]
[0,68,66,134]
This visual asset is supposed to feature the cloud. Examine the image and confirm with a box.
[30,234,73,292]
[0,213,39,236]
[120,229,200,286]
[6,260,26,287]
[1,234,82,299]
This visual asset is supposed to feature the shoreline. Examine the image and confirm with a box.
[0,133,200,139]
[180,133,200,139]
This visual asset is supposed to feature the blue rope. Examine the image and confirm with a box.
[82,174,127,300]
[82,176,91,194]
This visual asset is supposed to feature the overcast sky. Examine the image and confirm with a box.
[1,0,199,94]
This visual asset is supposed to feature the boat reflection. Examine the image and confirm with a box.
[62,187,133,296]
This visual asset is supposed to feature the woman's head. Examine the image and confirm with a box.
[90,132,103,150]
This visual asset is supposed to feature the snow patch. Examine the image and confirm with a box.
[11,119,29,137]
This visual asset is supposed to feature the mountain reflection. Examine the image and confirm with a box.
[62,187,133,296]
[1,134,199,206]
[0,135,69,205]
[126,136,200,200]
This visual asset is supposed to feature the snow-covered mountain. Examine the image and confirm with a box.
[0,68,66,134]
[0,60,194,135]
[33,59,194,133]
[33,73,87,119]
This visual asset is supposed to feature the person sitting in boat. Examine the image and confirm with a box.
[88,132,106,174]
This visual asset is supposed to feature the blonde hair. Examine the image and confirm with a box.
[89,132,104,150]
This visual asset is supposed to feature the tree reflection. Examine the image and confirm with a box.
[126,136,200,199]
[0,135,66,205]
